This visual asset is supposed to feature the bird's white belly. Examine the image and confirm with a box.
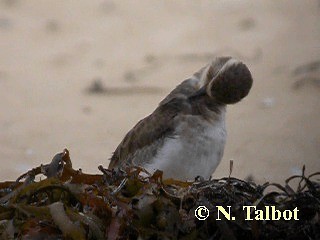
[145,115,226,180]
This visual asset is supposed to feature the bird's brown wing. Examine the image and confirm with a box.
[108,96,192,169]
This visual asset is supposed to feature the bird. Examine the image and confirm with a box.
[108,57,253,181]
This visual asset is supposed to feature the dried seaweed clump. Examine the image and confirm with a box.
[0,149,319,239]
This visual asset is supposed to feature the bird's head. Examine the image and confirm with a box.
[193,57,253,104]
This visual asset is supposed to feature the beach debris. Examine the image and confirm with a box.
[292,60,320,90]
[86,78,107,94]
[85,78,163,96]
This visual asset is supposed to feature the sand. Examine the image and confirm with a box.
[0,0,319,184]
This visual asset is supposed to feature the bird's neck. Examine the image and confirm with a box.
[190,96,226,122]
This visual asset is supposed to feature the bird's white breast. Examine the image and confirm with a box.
[145,108,226,180]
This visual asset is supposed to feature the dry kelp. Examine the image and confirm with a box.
[0,149,319,239]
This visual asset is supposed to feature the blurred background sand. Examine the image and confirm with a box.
[0,0,319,183]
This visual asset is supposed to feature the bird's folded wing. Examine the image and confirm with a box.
[108,95,192,169]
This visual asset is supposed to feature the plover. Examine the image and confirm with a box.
[108,57,253,180]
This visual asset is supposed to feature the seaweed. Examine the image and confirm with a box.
[0,149,319,239]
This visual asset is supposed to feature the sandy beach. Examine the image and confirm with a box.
[0,0,319,184]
